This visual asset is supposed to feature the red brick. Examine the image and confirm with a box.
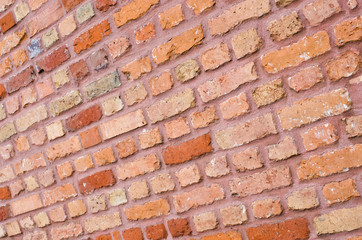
[62,0,85,12]
[334,16,362,46]
[69,59,89,80]
[7,66,35,93]
[146,224,167,240]
[288,65,323,92]
[323,179,359,205]
[116,153,160,180]
[252,199,283,219]
[74,20,112,54]
[0,186,11,200]
[0,84,6,100]
[148,70,174,96]
[46,136,82,161]
[303,0,341,26]
[80,127,101,148]
[121,56,152,81]
[36,46,70,73]
[200,42,231,71]
[43,183,77,206]
[198,231,242,240]
[125,198,170,220]
[94,147,116,166]
[123,228,143,240]
[14,152,46,175]
[0,205,11,221]
[135,22,155,44]
[326,50,361,81]
[115,137,138,159]
[78,169,116,195]
[186,0,215,15]
[301,123,339,151]
[0,11,15,33]
[159,4,184,29]
[162,133,213,165]
[96,0,116,12]
[167,218,191,237]
[247,218,309,240]
[65,105,102,131]
[11,194,43,215]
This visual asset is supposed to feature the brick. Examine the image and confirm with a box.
[61,0,85,11]
[186,0,215,15]
[253,79,286,107]
[49,90,82,116]
[0,122,16,142]
[0,84,6,100]
[38,169,55,187]
[252,199,282,218]
[113,0,158,27]
[173,184,224,213]
[100,109,146,140]
[147,88,195,123]
[96,0,116,12]
[0,186,11,200]
[42,27,59,48]
[52,68,69,89]
[334,17,362,46]
[36,78,54,99]
[87,48,108,71]
[49,206,67,222]
[20,86,37,107]
[46,136,82,161]
[198,231,242,240]
[164,117,190,139]
[25,231,47,240]
[232,28,262,59]
[12,49,28,67]
[108,188,127,206]
[43,183,77,206]
[0,143,14,160]
[122,228,143,240]
[76,3,94,24]
[69,60,88,80]
[0,104,5,120]
[87,194,107,213]
[83,71,120,100]
[152,25,204,64]
[190,106,218,129]
[0,205,11,221]
[115,137,138,159]
[162,133,212,165]
[150,173,175,194]
[303,0,341,26]
[24,175,39,191]
[0,11,15,33]
[128,180,149,200]
[5,221,21,236]
[124,83,148,106]
[345,115,362,137]
[193,211,217,232]
[36,46,70,73]
[0,58,11,77]
[30,128,47,145]
[201,42,231,71]
[27,1,63,37]
[28,38,43,59]
[11,194,43,215]
[58,15,77,37]
[85,212,122,233]
[116,154,160,180]
[79,169,116,195]
[125,198,170,220]
[94,147,116,166]
[15,136,30,152]
[78,127,101,148]
[262,31,331,73]
[220,92,249,120]
[16,104,47,132]
[74,155,94,172]
[108,37,130,59]
[146,224,167,240]
[350,75,362,84]
[102,95,124,116]
[149,70,174,96]
[205,155,230,178]
[167,218,191,237]
[297,144,362,180]
[276,0,297,6]
[121,56,152,81]
[175,59,200,82]
[268,11,303,41]
[0,28,26,57]
[208,0,270,35]
[74,20,111,54]
[322,179,359,205]
[68,199,87,218]
[51,222,83,240]
[288,65,323,92]
[159,4,184,30]
[326,50,361,81]
[65,105,102,131]
[9,179,23,196]
[29,0,47,10]
[8,66,35,93]
[198,62,257,102]
[230,166,292,197]
[313,205,362,235]
[247,218,309,240]
[139,127,162,149]
[301,123,339,151]
[216,113,277,149]
[46,121,65,141]
[56,161,74,180]
[135,22,155,44]
[347,0,358,9]
[278,88,351,130]
[33,212,50,227]
[220,205,248,226]
[0,0,14,12]
[19,217,34,230]
[267,136,298,161]
[176,164,201,187]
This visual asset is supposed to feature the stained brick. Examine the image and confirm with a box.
[288,65,323,92]
[46,136,82,161]
[87,48,108,71]
[303,0,341,26]
[116,154,160,180]
[232,28,262,59]
[0,205,10,221]
[8,66,35,93]
[108,37,130,59]
[125,198,170,220]
[78,169,116,195]
[344,115,362,137]
[322,179,359,205]
[66,105,102,131]
[135,23,155,44]
[49,90,83,116]
[175,59,200,82]
[325,50,361,81]
[36,46,70,73]
[334,17,362,46]
[200,42,231,71]
[268,11,303,41]
[159,4,184,29]
[301,123,339,151]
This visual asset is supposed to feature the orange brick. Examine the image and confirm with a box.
[124,83,148,106]
[146,224,168,240]
[198,231,242,240]
[232,148,263,172]
[79,169,116,195]
[29,0,47,10]
[43,183,77,206]
[186,0,215,15]
[231,28,262,59]
[220,205,248,226]
[200,42,231,71]
[138,127,162,149]
[252,199,283,218]
[14,153,46,175]
[56,161,74,180]
[123,228,143,240]
[0,28,26,57]
[135,22,155,44]
[67,199,87,218]
[80,127,102,149]
[125,198,170,220]
[15,136,30,152]
[96,0,116,12]
[164,117,190,139]
[11,194,43,216]
[36,78,54,99]
[128,180,149,200]
[74,155,94,172]
[267,11,304,41]
[322,179,360,205]
[220,92,249,120]
[148,70,174,96]
[301,123,339,151]
[46,136,82,161]
[190,106,218,129]
[167,218,191,237]
[334,16,362,46]
[303,0,341,26]
[287,65,323,92]
[121,56,152,81]
[115,137,138,159]
[159,4,184,29]
[175,164,201,187]
[0,58,11,77]
[287,187,319,210]
[93,147,116,166]
[267,136,298,161]
[0,11,15,33]
[108,37,130,59]
[116,154,160,180]
[344,115,362,137]
[50,222,83,240]
[0,186,11,200]
[326,50,361,81]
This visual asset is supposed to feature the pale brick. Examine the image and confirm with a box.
[150,173,175,194]
[46,121,65,141]
[190,106,218,129]
[48,206,67,222]
[0,28,26,57]
[139,127,162,149]
[10,179,23,196]
[58,15,77,37]
[108,188,127,206]
[301,123,339,151]
[164,117,190,139]
[15,136,29,152]
[267,136,298,161]
[288,65,323,92]
[268,11,303,41]
[252,78,286,107]
[20,87,37,107]
[76,2,94,24]
[14,153,46,175]
[14,1,29,21]
[83,71,120,100]
[15,104,47,132]
[252,199,282,218]
[68,199,86,218]
[232,28,262,59]
[0,143,14,160]
[56,161,74,180]
[175,59,200,82]
[50,222,83,240]
[0,165,15,183]
[38,169,55,187]
[303,0,341,26]
[19,217,34,230]
[42,27,59,48]
[175,164,201,187]
[205,155,230,178]
[322,179,360,205]
[5,221,21,236]
[193,211,217,232]
[220,92,249,119]
[128,180,149,200]
[49,90,82,117]
[101,95,124,116]
[73,155,94,172]
[148,70,174,96]
[42,183,77,206]
[24,175,39,191]
[220,205,247,226]
[345,115,362,137]
[124,83,148,106]
[33,212,50,228]
[52,68,69,89]
[108,37,130,59]
[87,194,107,213]
[200,42,231,71]
[116,153,160,180]
[11,194,43,216]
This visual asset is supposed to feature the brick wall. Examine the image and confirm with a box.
[0,0,360,239]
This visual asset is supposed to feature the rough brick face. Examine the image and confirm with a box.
[334,16,362,46]
[78,170,116,195]
[125,198,170,220]
[322,179,359,205]
[325,50,361,81]
[65,105,102,131]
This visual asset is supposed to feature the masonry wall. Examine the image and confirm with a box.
[0,0,360,239]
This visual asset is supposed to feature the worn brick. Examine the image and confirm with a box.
[56,161,74,180]
[30,128,47,145]
[87,48,108,71]
[121,56,152,81]
[139,127,162,149]
[175,59,200,82]
[186,0,215,15]
[0,0,14,12]
[108,37,130,59]
[46,121,65,141]
[201,42,231,71]
[46,136,82,161]
[261,31,331,73]
[62,0,85,11]
[20,86,37,107]
[43,183,77,206]
[49,90,82,116]
[5,96,18,114]
[278,88,351,130]
[322,179,359,205]
[220,205,248,226]
[42,27,59,48]
[303,0,341,26]
[301,123,339,151]
[38,169,55,187]
[0,143,14,160]
[12,49,28,68]
[68,199,87,218]
[232,28,262,59]
[8,66,35,93]
[79,169,116,195]
[190,106,218,129]
[49,206,67,222]
[24,175,39,191]
[198,231,242,240]
[164,117,190,139]
[125,198,170,220]
[28,38,43,59]
[0,84,6,100]
[205,155,230,178]
[193,211,217,232]
[58,15,77,37]
[52,68,69,89]
[0,58,11,77]
[345,115,362,137]
[50,223,83,240]
[150,173,175,194]
[146,224,167,240]
[0,122,16,142]
[220,92,249,120]
[230,166,292,197]
[334,16,362,46]
[15,136,30,152]
[94,147,116,166]
[152,25,203,65]
[74,155,94,172]
[173,184,224,213]
[83,71,120,100]
[0,28,26,57]
[29,0,47,10]
[267,136,298,161]
[102,95,124,116]
[9,179,23,196]
[116,153,160,180]
[5,221,21,236]
[36,78,54,99]
[175,164,201,187]
[66,105,102,131]
[0,11,15,33]
[326,50,361,81]
[124,83,148,106]
[288,65,323,92]
[115,137,138,159]
[167,218,191,237]
[252,199,282,218]
[135,22,155,44]
[11,194,43,216]
[15,104,47,132]
[198,62,257,102]
[96,0,116,12]
[85,212,122,233]
[87,194,107,213]
[268,11,303,41]
[76,3,94,24]
[69,60,88,80]
[36,46,70,73]
[149,70,174,96]
[159,4,184,30]
[128,180,149,200]
[108,188,127,206]
[33,212,50,227]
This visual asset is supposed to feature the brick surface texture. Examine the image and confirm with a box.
[0,0,360,239]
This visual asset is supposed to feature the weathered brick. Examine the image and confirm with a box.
[135,23,155,44]
[8,66,35,93]
[334,16,362,46]
[36,46,70,73]
[201,42,231,71]
[30,128,47,145]
[43,183,77,206]
[198,62,257,102]
[220,205,248,226]
[0,28,26,57]
[175,164,201,187]
[115,137,138,159]
[230,166,292,197]
[267,136,298,161]
[146,224,167,240]
[216,113,277,150]
[220,93,248,119]
[0,122,16,142]
[24,175,39,191]
[128,180,149,200]
[69,60,88,81]
[0,143,14,160]
[46,121,65,141]
[36,78,54,99]
[66,105,102,131]
[149,70,174,96]
[38,169,55,187]
[159,4,184,30]
[121,56,152,81]
[96,0,116,12]
[190,106,218,129]
[0,11,14,33]
[74,155,94,172]
[0,204,11,221]
[9,179,23,196]
[84,212,122,233]
[150,173,175,194]
[350,75,362,84]
[33,212,50,227]
[50,222,83,240]
[76,2,94,24]
[42,27,59,48]
[0,0,14,12]
[0,58,11,77]
[28,0,46,10]
[0,84,6,100]
[20,86,37,107]
[28,38,43,59]
[116,154,160,180]
[5,97,18,115]
[5,221,21,236]
[287,187,319,210]
[87,194,107,213]
[61,0,85,11]
[123,228,143,240]
[173,184,224,213]
[198,231,242,240]
[83,71,120,100]
[68,199,87,218]
[94,147,116,166]
[46,136,82,161]
[322,179,359,205]
[167,218,191,237]
[232,28,262,59]
[247,218,309,240]
[139,127,162,149]
[102,95,124,116]
[108,188,127,206]
[303,0,341,26]
[15,136,30,152]
[205,155,230,178]
[164,117,190,139]
[252,199,282,218]
[298,144,362,180]
[288,65,323,92]
[15,104,47,132]
[268,11,303,41]
[152,25,203,64]
[193,211,217,232]
[301,123,339,151]
[58,15,77,37]
[100,109,146,140]
[108,37,130,59]
[186,0,215,15]
[175,59,200,82]
[162,133,213,165]
[261,31,331,73]
[56,161,74,180]
[74,20,111,54]
[49,90,82,116]
[326,50,361,81]
[124,83,148,106]
[79,169,116,195]
[208,0,270,35]
[11,194,43,215]
[12,49,28,68]
[87,48,108,71]
[0,186,10,200]
[278,88,351,130]
[125,198,170,220]
[52,68,69,89]
[313,205,362,235]
[49,206,67,223]
[345,115,362,137]
[14,152,46,175]
[24,231,47,240]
